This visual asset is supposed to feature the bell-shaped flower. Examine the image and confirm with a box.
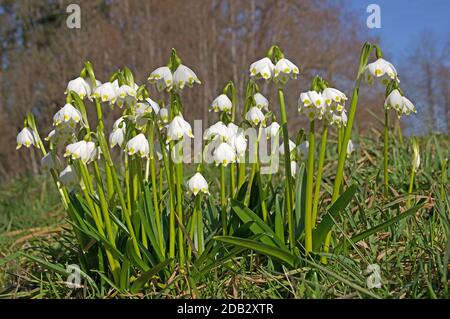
[187,172,209,195]
[66,77,91,99]
[93,80,119,103]
[204,121,231,142]
[210,94,232,113]
[245,107,266,127]
[159,107,169,123]
[322,88,347,107]
[173,64,201,90]
[213,142,236,166]
[412,139,420,172]
[59,165,79,188]
[265,122,280,139]
[64,141,99,164]
[41,152,60,171]
[113,117,126,130]
[327,110,348,128]
[346,140,355,157]
[385,89,417,118]
[274,58,299,84]
[46,128,72,147]
[227,123,239,136]
[53,103,82,128]
[145,97,161,114]
[16,127,39,149]
[365,58,399,85]
[109,128,125,148]
[279,139,296,156]
[254,93,269,110]
[148,66,173,91]
[249,57,275,80]
[298,91,326,120]
[166,115,194,143]
[230,132,247,157]
[116,84,137,108]
[125,133,149,158]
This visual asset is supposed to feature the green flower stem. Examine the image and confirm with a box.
[230,81,237,198]
[338,126,343,155]
[220,165,227,236]
[407,166,415,209]
[277,88,294,249]
[305,120,315,254]
[79,163,119,280]
[383,110,389,195]
[312,124,328,228]
[123,154,142,258]
[148,123,164,256]
[324,58,366,263]
[238,158,246,191]
[196,194,204,255]
[175,152,185,269]
[187,197,197,261]
[158,130,176,260]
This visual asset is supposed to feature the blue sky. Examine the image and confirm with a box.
[347,0,450,64]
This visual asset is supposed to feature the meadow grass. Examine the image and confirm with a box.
[1,130,448,299]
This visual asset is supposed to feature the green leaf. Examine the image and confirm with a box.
[312,184,359,252]
[215,236,296,267]
[294,163,307,238]
[274,195,285,244]
[346,200,426,246]
[130,258,172,293]
[230,199,287,249]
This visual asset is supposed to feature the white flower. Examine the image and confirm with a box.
[322,88,347,106]
[412,139,420,172]
[173,64,201,90]
[230,132,247,157]
[213,142,236,166]
[86,78,102,94]
[93,80,119,103]
[159,107,169,123]
[65,77,91,99]
[117,84,136,99]
[384,89,417,118]
[347,140,355,157]
[298,91,326,120]
[254,93,269,110]
[204,121,231,142]
[290,161,299,177]
[145,97,160,114]
[125,133,149,158]
[245,107,266,126]
[328,110,348,128]
[16,127,38,149]
[297,141,309,160]
[210,94,232,113]
[113,117,126,130]
[109,128,125,148]
[45,128,72,146]
[116,84,137,108]
[59,165,79,187]
[41,152,60,171]
[274,58,299,84]
[279,139,296,156]
[166,115,194,143]
[365,58,399,85]
[227,123,239,136]
[249,57,275,80]
[187,172,209,195]
[64,141,99,164]
[53,103,82,128]
[148,66,173,92]
[265,122,280,139]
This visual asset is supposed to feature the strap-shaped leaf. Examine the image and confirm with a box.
[312,184,359,252]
